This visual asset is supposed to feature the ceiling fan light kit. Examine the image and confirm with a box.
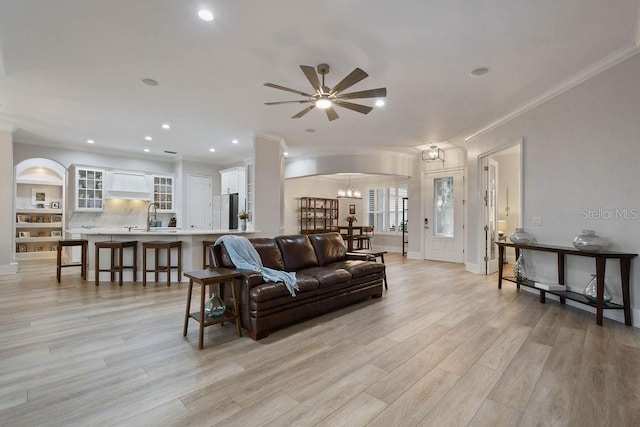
[264,63,387,121]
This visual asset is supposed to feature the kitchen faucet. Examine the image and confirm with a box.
[147,202,157,231]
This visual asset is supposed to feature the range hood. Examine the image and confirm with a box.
[105,171,151,200]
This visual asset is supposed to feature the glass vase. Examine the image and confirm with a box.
[573,230,605,252]
[204,293,226,318]
[509,228,533,244]
[583,274,612,303]
[513,253,528,282]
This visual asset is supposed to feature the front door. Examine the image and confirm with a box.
[424,169,464,263]
[188,175,212,229]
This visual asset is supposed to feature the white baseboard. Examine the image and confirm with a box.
[0,263,18,275]
[465,263,482,274]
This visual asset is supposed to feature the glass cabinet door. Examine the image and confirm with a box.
[76,168,104,211]
[153,176,174,212]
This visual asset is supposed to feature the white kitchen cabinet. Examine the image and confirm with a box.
[220,167,245,195]
[72,166,105,211]
[153,175,174,212]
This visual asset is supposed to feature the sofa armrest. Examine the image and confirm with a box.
[232,270,266,306]
[346,252,375,261]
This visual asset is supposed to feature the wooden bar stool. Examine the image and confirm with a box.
[142,241,183,286]
[202,240,216,268]
[56,239,88,282]
[95,241,138,286]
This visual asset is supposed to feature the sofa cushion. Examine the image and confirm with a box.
[275,234,319,271]
[307,232,347,266]
[250,274,318,302]
[327,260,385,279]
[249,238,285,270]
[298,266,351,287]
[211,243,236,268]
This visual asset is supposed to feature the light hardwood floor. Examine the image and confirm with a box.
[1,255,639,426]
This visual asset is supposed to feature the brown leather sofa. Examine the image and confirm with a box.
[211,232,385,340]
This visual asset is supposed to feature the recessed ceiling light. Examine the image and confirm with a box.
[209,148,215,152]
[145,136,152,141]
[306,129,316,133]
[161,123,170,130]
[141,78,159,86]
[283,152,289,156]
[375,99,385,107]
[470,67,490,76]
[144,148,150,152]
[86,139,95,144]
[198,10,214,21]
[232,139,239,144]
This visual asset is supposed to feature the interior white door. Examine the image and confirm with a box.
[424,170,464,263]
[485,158,499,274]
[188,175,212,229]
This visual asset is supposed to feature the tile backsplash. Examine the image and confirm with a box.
[68,199,173,229]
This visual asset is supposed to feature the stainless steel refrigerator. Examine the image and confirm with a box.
[212,193,239,230]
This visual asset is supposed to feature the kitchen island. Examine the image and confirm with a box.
[66,228,259,283]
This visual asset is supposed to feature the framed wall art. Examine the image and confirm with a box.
[31,188,48,205]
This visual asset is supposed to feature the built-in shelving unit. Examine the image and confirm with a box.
[402,197,408,256]
[300,197,339,234]
[14,158,66,259]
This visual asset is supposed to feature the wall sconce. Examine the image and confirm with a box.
[422,145,445,164]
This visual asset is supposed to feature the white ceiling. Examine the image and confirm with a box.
[0,0,639,165]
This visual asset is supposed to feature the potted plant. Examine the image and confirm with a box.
[345,215,357,226]
[238,211,249,231]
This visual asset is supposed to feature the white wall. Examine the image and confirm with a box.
[254,135,285,237]
[0,129,15,274]
[463,52,640,324]
[14,143,175,175]
[283,176,344,235]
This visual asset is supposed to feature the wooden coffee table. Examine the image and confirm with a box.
[183,268,242,349]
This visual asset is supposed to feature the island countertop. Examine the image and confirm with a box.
[65,228,260,281]
[66,227,258,236]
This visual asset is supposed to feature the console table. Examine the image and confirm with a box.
[495,242,637,326]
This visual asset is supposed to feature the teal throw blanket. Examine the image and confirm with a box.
[215,235,299,296]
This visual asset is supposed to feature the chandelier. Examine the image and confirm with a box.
[422,145,445,164]
[337,175,361,199]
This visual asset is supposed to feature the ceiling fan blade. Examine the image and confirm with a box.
[264,82,314,98]
[300,65,322,92]
[292,105,315,119]
[333,100,373,115]
[265,100,311,105]
[325,107,339,121]
[337,87,387,100]
[329,68,368,95]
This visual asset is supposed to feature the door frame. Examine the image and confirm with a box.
[476,137,524,274]
[484,157,499,274]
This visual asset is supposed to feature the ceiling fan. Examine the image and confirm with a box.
[264,63,387,121]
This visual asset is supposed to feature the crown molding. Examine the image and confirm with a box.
[464,44,640,142]
[635,3,640,47]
